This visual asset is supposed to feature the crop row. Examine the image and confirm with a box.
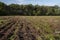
[0,18,18,40]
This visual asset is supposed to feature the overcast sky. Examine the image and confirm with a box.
[0,0,60,6]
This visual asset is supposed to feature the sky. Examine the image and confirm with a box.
[0,0,60,6]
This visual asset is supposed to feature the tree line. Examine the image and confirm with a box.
[0,2,60,16]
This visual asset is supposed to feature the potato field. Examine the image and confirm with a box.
[0,16,60,40]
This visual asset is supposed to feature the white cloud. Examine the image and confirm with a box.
[14,0,26,4]
[16,0,36,4]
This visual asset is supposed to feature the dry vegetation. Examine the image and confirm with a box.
[0,16,60,40]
